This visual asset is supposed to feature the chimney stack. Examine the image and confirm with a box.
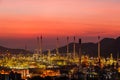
[73,36,76,59]
[56,37,59,55]
[40,35,43,55]
[79,38,82,67]
[67,36,69,58]
[37,36,40,54]
[98,36,101,60]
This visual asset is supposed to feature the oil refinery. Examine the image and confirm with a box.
[0,36,120,80]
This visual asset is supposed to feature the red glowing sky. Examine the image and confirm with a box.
[0,0,120,49]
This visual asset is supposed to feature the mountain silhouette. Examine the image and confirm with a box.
[52,36,120,58]
[0,46,31,54]
[0,36,120,58]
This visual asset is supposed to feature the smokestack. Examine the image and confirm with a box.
[40,35,43,55]
[67,36,69,57]
[37,36,40,54]
[73,36,76,59]
[56,37,59,55]
[67,36,69,58]
[98,36,100,60]
[79,38,82,66]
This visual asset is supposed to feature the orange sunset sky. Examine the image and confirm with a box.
[0,0,120,50]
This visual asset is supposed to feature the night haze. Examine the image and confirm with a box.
[0,0,120,50]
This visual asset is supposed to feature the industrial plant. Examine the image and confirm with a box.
[0,36,120,80]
